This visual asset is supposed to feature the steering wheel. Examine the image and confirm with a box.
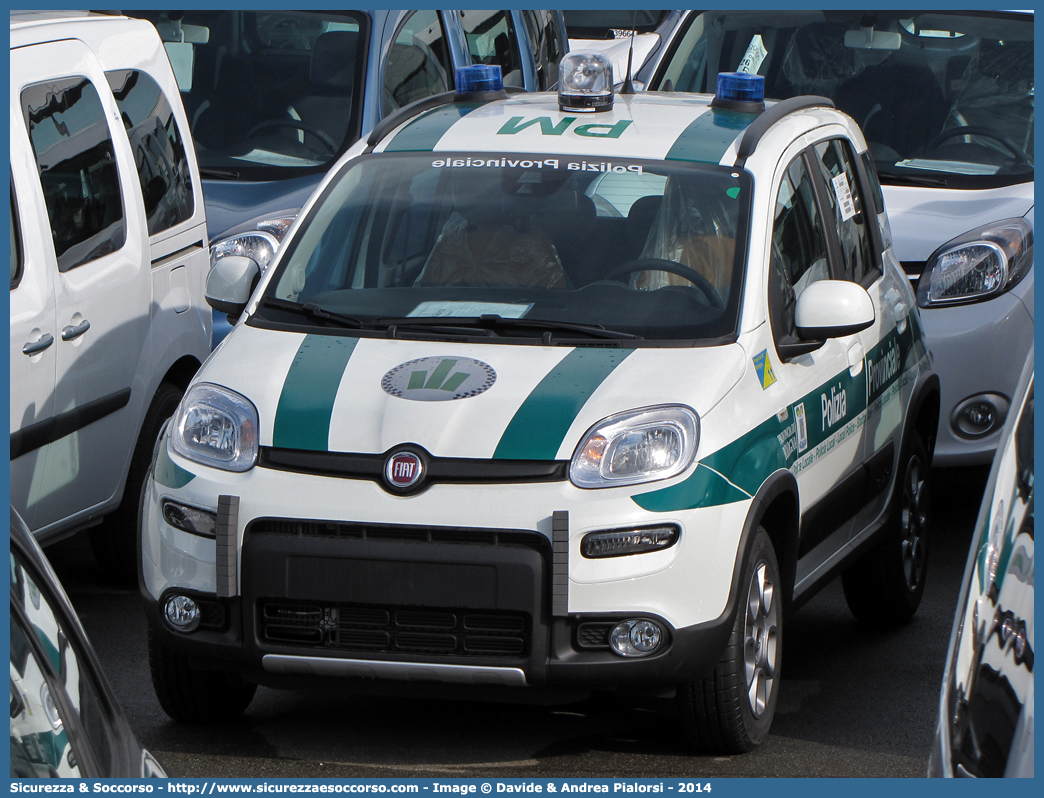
[246,119,338,155]
[604,258,725,309]
[926,126,1029,165]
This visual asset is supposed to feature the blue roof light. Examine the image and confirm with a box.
[715,72,765,104]
[455,64,503,95]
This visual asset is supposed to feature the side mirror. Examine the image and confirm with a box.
[206,255,260,321]
[795,280,875,340]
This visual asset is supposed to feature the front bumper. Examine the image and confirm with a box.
[919,276,1033,466]
[142,443,747,688]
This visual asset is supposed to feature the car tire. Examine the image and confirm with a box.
[148,626,257,722]
[677,527,781,753]
[841,432,930,626]
[91,382,182,582]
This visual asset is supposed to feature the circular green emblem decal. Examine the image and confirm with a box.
[382,356,496,401]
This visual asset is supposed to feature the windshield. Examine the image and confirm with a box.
[653,11,1033,188]
[257,153,751,344]
[130,10,367,181]
[564,11,671,38]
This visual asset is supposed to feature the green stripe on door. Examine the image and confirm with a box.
[384,103,487,152]
[494,349,634,460]
[273,335,359,451]
[665,108,759,164]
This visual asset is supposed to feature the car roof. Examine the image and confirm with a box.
[10,9,116,28]
[371,91,842,168]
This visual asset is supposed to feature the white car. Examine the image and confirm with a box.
[142,60,938,752]
[9,11,212,576]
[640,10,1033,466]
[929,349,1033,777]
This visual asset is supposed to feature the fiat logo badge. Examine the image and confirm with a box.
[385,451,423,489]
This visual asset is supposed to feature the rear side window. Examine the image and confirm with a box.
[21,77,126,272]
[383,10,452,115]
[812,138,875,283]
[106,70,194,236]
[461,11,524,88]
[522,10,563,91]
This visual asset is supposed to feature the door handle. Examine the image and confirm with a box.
[848,341,865,377]
[894,302,908,334]
[22,333,54,356]
[61,320,91,341]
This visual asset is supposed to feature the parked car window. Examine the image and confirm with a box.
[812,138,875,283]
[10,616,84,778]
[769,154,830,345]
[383,10,452,115]
[21,77,126,273]
[10,552,115,775]
[522,10,563,91]
[461,11,524,88]
[130,11,367,180]
[10,181,23,288]
[105,70,194,236]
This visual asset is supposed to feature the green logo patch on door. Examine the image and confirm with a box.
[382,356,496,401]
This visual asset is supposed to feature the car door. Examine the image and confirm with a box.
[808,135,905,536]
[764,142,870,586]
[13,40,151,531]
[9,157,57,532]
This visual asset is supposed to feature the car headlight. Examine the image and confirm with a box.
[917,218,1032,308]
[211,216,296,274]
[171,383,258,472]
[570,405,699,489]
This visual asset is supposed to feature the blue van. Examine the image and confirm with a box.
[130,10,568,343]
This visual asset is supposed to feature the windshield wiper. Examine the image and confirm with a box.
[261,297,364,329]
[375,315,642,341]
[199,167,241,179]
[875,170,949,188]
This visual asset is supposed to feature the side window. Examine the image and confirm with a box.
[10,552,115,776]
[11,182,23,288]
[105,70,194,236]
[461,11,524,88]
[383,11,452,116]
[21,77,126,273]
[521,11,561,91]
[769,154,830,346]
[812,138,875,283]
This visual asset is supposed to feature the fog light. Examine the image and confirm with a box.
[162,501,217,537]
[609,619,664,657]
[164,595,201,632]
[951,393,1009,439]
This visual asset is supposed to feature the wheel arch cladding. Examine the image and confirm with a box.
[745,469,800,613]
[912,373,941,462]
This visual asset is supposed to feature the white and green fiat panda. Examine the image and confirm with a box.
[142,58,939,752]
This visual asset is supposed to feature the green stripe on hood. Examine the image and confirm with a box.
[273,335,359,451]
[494,348,634,460]
[384,102,487,152]
[665,108,759,164]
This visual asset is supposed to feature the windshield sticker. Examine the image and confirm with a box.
[408,301,532,319]
[752,349,777,390]
[738,34,768,74]
[431,157,644,175]
[382,356,496,402]
[831,173,857,221]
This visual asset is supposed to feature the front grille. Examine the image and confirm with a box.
[248,518,545,550]
[259,599,530,658]
[577,622,614,649]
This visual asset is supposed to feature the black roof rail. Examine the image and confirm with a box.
[365,85,526,151]
[734,95,835,169]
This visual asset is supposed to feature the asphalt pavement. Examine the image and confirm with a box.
[45,465,989,779]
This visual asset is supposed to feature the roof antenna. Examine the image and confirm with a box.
[620,10,637,95]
